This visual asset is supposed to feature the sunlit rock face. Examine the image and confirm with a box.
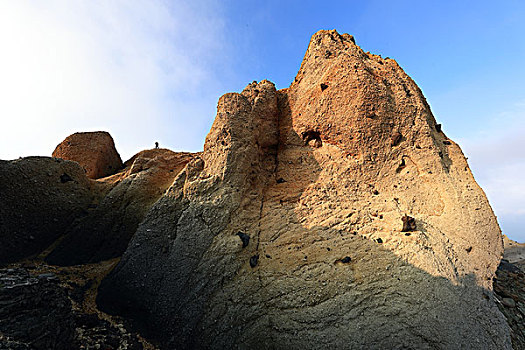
[97,30,511,349]
[52,131,123,179]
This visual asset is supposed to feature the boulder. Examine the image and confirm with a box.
[52,131,123,179]
[97,30,510,349]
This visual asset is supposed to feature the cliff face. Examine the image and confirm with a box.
[97,30,511,349]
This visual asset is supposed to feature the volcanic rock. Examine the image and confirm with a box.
[52,131,123,179]
[0,157,97,264]
[494,259,525,349]
[0,268,75,349]
[97,30,511,349]
[46,149,194,266]
[0,267,147,349]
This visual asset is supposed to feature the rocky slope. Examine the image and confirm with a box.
[96,30,512,349]
[0,265,150,350]
[46,149,194,266]
[504,235,525,265]
[0,157,99,264]
[494,259,525,349]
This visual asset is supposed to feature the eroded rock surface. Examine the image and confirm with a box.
[53,131,123,179]
[46,149,194,266]
[98,30,511,349]
[503,234,525,265]
[0,157,97,264]
[494,259,525,349]
[0,267,148,350]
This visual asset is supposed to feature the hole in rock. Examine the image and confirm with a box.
[60,173,73,183]
[401,215,417,232]
[302,130,322,148]
[236,232,250,248]
[249,255,259,268]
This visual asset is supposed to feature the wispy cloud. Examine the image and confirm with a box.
[0,0,227,160]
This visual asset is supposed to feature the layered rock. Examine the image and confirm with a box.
[494,259,525,348]
[46,149,194,266]
[0,157,98,264]
[0,268,75,349]
[98,30,511,349]
[0,267,147,350]
[52,131,123,179]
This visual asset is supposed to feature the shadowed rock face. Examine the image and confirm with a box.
[46,149,194,266]
[53,131,123,179]
[0,147,193,267]
[0,157,97,264]
[97,31,511,349]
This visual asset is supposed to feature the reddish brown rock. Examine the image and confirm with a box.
[97,30,511,349]
[52,132,123,179]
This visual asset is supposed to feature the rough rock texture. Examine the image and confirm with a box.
[503,234,525,264]
[0,268,75,350]
[46,149,194,266]
[53,131,123,179]
[494,259,525,349]
[0,267,148,350]
[0,157,98,264]
[98,30,511,349]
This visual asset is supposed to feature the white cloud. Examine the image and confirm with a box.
[459,101,525,241]
[0,0,227,161]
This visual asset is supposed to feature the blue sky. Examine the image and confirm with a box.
[0,1,524,241]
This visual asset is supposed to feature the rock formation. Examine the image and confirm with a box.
[52,131,123,179]
[0,267,146,349]
[494,259,525,348]
[46,149,194,266]
[503,234,525,265]
[0,157,98,264]
[97,30,511,349]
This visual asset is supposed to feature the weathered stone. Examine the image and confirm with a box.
[46,149,194,266]
[52,131,123,179]
[97,30,510,349]
[0,157,96,264]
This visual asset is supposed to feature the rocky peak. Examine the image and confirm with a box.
[96,30,511,349]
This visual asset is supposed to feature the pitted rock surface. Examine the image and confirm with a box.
[98,30,511,349]
[53,131,123,179]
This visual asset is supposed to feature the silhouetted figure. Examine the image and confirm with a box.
[155,142,159,149]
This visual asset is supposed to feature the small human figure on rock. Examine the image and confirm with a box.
[155,142,159,149]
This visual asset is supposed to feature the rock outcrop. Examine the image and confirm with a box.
[0,267,147,349]
[52,131,123,179]
[503,234,525,265]
[46,149,194,266]
[0,268,75,349]
[97,30,511,349]
[494,259,525,349]
[0,157,98,264]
